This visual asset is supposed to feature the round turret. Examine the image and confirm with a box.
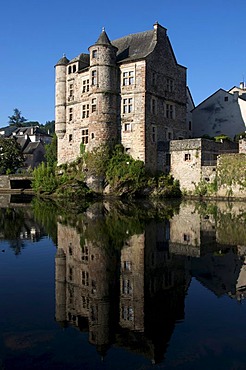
[88,29,119,150]
[55,55,69,139]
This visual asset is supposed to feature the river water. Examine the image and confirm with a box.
[0,195,246,370]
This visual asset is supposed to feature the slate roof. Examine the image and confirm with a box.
[0,126,17,137]
[112,29,156,62]
[23,142,42,155]
[65,27,157,70]
[16,136,30,151]
[95,29,112,45]
[13,126,51,138]
[56,55,69,65]
[69,53,90,65]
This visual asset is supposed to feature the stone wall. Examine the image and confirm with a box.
[0,176,10,189]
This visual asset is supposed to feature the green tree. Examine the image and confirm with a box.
[0,137,24,174]
[45,134,57,166]
[8,108,27,127]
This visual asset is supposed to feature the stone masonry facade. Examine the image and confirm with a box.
[55,23,188,173]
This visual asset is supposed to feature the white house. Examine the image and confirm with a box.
[192,84,246,139]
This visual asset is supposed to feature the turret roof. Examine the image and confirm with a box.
[56,55,69,66]
[95,28,112,45]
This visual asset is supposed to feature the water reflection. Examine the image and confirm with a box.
[0,199,46,255]
[54,200,246,364]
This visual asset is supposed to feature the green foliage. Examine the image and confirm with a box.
[32,162,58,193]
[31,198,58,244]
[214,134,231,142]
[153,174,182,198]
[105,145,146,195]
[40,120,55,134]
[8,108,27,127]
[45,134,57,167]
[217,154,246,189]
[194,179,218,196]
[84,145,111,177]
[0,137,24,174]
[234,131,246,142]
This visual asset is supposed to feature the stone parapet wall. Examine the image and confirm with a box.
[0,176,10,189]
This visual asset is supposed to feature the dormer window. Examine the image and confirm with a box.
[92,50,98,58]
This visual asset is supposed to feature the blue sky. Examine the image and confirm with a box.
[1,0,245,127]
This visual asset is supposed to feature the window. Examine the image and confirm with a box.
[69,84,74,100]
[121,306,134,321]
[73,65,76,73]
[184,153,191,161]
[91,70,97,86]
[167,78,174,92]
[123,261,131,271]
[183,233,190,242]
[69,108,73,121]
[124,123,131,131]
[122,279,133,294]
[81,246,89,261]
[92,50,98,58]
[152,72,157,86]
[68,66,72,74]
[82,270,89,286]
[69,266,73,281]
[165,103,174,119]
[82,129,89,144]
[91,280,97,294]
[91,98,97,112]
[91,133,94,139]
[82,79,89,93]
[69,134,73,142]
[82,104,89,118]
[167,131,173,140]
[166,153,171,166]
[152,126,156,143]
[189,121,192,131]
[151,98,157,114]
[82,296,89,309]
[224,96,228,101]
[123,98,133,113]
[122,71,134,86]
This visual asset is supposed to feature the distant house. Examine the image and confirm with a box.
[192,84,246,139]
[0,125,50,169]
[12,126,52,144]
[0,126,17,137]
[23,142,46,169]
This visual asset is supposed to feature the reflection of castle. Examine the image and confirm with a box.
[55,212,188,364]
[55,201,246,365]
[55,222,118,355]
[169,201,246,301]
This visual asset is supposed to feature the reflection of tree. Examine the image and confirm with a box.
[31,198,58,245]
[0,208,25,239]
[58,200,181,253]
[0,206,48,254]
[9,240,25,256]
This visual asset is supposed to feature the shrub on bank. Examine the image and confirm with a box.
[32,144,181,199]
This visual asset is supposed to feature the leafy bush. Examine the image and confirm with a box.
[32,162,58,193]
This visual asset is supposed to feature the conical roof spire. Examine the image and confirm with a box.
[95,27,112,45]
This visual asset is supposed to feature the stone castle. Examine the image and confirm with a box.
[55,23,189,172]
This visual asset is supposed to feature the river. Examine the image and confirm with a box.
[0,195,246,369]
